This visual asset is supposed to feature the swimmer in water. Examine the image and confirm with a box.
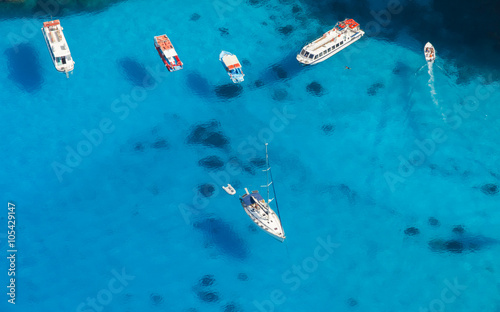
[345,66,351,70]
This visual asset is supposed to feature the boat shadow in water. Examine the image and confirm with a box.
[256,51,306,86]
[428,234,499,254]
[5,43,44,93]
[193,217,249,260]
[117,57,153,88]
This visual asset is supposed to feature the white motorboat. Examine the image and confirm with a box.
[41,20,75,75]
[424,42,436,63]
[219,51,245,83]
[222,184,236,195]
[297,18,364,65]
[239,144,285,242]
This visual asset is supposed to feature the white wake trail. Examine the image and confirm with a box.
[427,62,446,121]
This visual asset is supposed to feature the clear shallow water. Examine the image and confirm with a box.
[1,0,500,311]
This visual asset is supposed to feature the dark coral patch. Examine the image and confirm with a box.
[186,71,212,97]
[118,57,152,88]
[250,157,266,168]
[214,84,243,100]
[367,82,384,96]
[272,65,288,79]
[190,13,201,21]
[452,225,465,234]
[197,291,219,303]
[277,25,294,35]
[152,138,168,149]
[272,88,288,101]
[292,5,302,13]
[198,156,225,171]
[347,298,358,307]
[199,275,215,287]
[404,227,420,236]
[428,217,440,227]
[150,293,163,305]
[219,27,229,37]
[187,120,230,148]
[224,302,240,312]
[237,273,248,281]
[480,183,499,195]
[5,43,44,93]
[255,80,265,88]
[306,81,324,96]
[134,142,145,151]
[198,184,216,198]
[322,124,335,135]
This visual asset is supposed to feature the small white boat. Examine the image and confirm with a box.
[222,184,236,195]
[41,20,74,75]
[424,42,436,63]
[219,51,244,83]
[154,34,183,72]
[240,144,285,242]
[297,19,365,65]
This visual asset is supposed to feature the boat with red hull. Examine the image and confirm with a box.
[154,35,183,72]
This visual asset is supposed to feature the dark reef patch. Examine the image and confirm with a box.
[277,25,294,35]
[224,302,241,312]
[404,227,420,236]
[5,44,43,93]
[187,120,230,149]
[219,27,229,37]
[306,81,324,96]
[250,157,266,168]
[428,235,497,254]
[198,184,216,198]
[255,80,265,88]
[247,0,269,7]
[199,275,215,287]
[428,217,440,227]
[272,88,288,101]
[322,124,335,135]
[292,4,302,13]
[480,183,499,195]
[190,13,201,21]
[347,298,358,307]
[271,65,288,79]
[186,71,212,97]
[367,82,384,96]
[214,84,243,100]
[197,291,219,303]
[452,225,465,235]
[198,156,225,171]
[150,293,163,305]
[193,218,248,259]
[134,142,145,152]
[118,57,152,88]
[151,138,168,149]
[241,59,251,67]
[237,273,248,281]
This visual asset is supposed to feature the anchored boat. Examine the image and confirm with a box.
[41,20,74,75]
[424,42,436,63]
[240,144,285,242]
[219,51,244,83]
[154,34,183,72]
[297,18,364,65]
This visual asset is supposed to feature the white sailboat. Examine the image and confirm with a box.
[240,144,285,242]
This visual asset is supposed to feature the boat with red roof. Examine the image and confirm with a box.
[41,19,75,75]
[154,34,183,72]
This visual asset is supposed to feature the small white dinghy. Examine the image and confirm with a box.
[424,42,436,63]
[222,184,236,195]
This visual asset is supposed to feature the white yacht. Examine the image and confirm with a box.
[41,20,74,75]
[297,18,364,65]
[240,144,285,242]
[424,42,436,63]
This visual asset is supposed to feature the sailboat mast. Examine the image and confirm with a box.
[265,143,270,204]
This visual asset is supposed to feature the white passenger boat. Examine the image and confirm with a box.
[240,144,285,242]
[219,51,245,83]
[297,19,364,65]
[154,34,183,72]
[424,42,436,63]
[41,20,74,75]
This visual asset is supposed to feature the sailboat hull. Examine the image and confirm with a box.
[240,191,285,242]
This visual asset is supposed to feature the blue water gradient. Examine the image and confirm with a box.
[0,0,499,311]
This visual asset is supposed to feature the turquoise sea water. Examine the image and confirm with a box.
[1,0,500,311]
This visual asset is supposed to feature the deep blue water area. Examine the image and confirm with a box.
[0,0,499,311]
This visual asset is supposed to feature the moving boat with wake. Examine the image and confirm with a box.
[41,20,75,75]
[297,18,364,65]
[240,144,285,242]
[424,42,436,63]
